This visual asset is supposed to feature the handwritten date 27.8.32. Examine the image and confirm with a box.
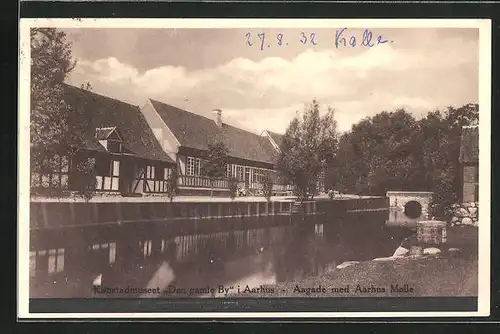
[245,32,318,50]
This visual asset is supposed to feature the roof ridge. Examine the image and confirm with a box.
[149,98,219,123]
[266,129,284,136]
[64,83,141,110]
[150,98,263,136]
[223,122,263,137]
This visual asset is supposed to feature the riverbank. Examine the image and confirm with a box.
[230,226,478,298]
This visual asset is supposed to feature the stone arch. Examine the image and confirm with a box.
[404,200,422,219]
[386,191,433,228]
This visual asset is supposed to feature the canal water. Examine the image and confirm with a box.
[29,211,413,298]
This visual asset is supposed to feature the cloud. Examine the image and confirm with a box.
[66,37,478,135]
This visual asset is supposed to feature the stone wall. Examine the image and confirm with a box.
[450,201,479,227]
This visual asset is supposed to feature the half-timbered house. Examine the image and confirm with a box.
[30,84,176,197]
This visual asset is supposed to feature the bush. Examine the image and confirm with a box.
[262,173,274,201]
[428,171,459,221]
[228,176,238,200]
[74,157,97,202]
[165,169,179,202]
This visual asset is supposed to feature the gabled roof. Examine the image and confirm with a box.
[95,126,121,141]
[459,125,479,164]
[63,84,174,164]
[149,99,278,165]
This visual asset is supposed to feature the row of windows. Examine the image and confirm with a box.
[184,157,275,183]
[31,154,71,189]
[225,163,273,183]
[146,165,172,180]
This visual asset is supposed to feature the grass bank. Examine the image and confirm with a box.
[230,226,478,298]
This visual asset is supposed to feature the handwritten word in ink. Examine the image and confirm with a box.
[245,32,318,50]
[335,28,392,48]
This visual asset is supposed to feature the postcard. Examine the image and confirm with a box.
[18,18,491,318]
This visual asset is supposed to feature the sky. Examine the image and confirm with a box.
[63,27,479,134]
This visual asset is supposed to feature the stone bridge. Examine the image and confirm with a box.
[386,191,433,228]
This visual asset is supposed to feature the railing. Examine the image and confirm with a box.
[177,175,294,193]
[177,175,229,189]
[272,184,295,192]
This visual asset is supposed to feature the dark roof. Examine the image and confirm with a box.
[149,99,278,165]
[266,130,284,150]
[63,84,174,164]
[459,126,479,164]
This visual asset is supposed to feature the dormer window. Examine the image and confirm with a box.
[96,126,123,153]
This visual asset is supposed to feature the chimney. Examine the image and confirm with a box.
[213,108,223,128]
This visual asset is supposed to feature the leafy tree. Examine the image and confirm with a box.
[331,104,479,219]
[30,28,76,174]
[421,104,479,219]
[202,136,229,197]
[331,109,423,195]
[277,100,338,202]
[30,28,97,200]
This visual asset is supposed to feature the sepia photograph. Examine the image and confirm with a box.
[18,19,491,318]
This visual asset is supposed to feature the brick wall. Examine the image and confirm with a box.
[462,165,478,203]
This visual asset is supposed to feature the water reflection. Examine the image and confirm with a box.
[30,213,412,298]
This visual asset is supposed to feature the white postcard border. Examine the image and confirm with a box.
[18,18,492,319]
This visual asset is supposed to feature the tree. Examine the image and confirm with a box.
[30,28,77,174]
[421,104,479,219]
[331,104,479,219]
[277,100,338,202]
[202,136,229,197]
[30,28,97,200]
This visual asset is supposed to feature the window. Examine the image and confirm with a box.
[146,165,155,179]
[164,167,171,179]
[255,169,264,183]
[194,158,201,176]
[96,158,120,191]
[236,166,244,181]
[107,140,122,153]
[186,157,202,176]
[155,166,164,181]
[187,157,195,176]
[145,164,171,193]
[32,154,70,190]
[226,164,231,178]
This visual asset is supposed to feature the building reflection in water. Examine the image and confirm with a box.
[30,213,413,298]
